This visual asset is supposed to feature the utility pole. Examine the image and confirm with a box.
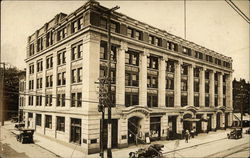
[0,62,5,126]
[240,85,244,130]
[106,5,120,158]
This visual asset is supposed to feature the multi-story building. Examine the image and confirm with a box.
[21,0,233,154]
[233,78,250,114]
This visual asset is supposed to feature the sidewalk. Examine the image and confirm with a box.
[2,121,248,158]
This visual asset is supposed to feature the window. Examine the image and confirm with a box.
[29,80,34,90]
[28,95,33,106]
[72,17,83,33]
[166,60,175,73]
[205,71,210,79]
[57,50,66,65]
[70,118,81,144]
[71,67,82,83]
[36,95,42,106]
[100,18,107,29]
[56,117,65,132]
[194,81,199,92]
[37,37,43,52]
[110,21,119,33]
[155,37,161,46]
[182,47,191,56]
[29,64,34,74]
[46,55,53,69]
[125,92,139,107]
[36,114,42,126]
[147,75,158,88]
[46,75,53,87]
[36,78,42,89]
[205,96,210,107]
[45,95,52,106]
[46,31,54,47]
[71,92,82,107]
[37,60,43,72]
[181,95,187,107]
[149,35,154,44]
[223,98,226,106]
[147,56,158,69]
[195,51,203,59]
[100,41,117,61]
[125,51,139,66]
[194,68,199,77]
[127,27,142,40]
[194,96,199,107]
[29,43,35,56]
[215,84,218,94]
[45,115,52,129]
[205,82,209,93]
[56,94,65,107]
[181,66,188,75]
[165,94,174,107]
[167,41,178,51]
[147,93,158,108]
[214,96,218,107]
[125,72,139,87]
[57,27,67,41]
[57,72,66,86]
[100,67,116,84]
[166,78,174,90]
[181,80,187,91]
[71,43,83,61]
[206,55,213,63]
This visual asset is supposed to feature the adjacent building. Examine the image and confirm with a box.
[21,0,234,154]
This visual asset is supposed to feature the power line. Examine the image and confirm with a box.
[225,0,250,24]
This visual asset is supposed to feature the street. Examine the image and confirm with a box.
[0,122,59,158]
[0,121,249,158]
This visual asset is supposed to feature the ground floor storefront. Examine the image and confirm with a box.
[22,106,233,154]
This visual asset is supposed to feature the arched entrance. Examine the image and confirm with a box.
[128,116,142,145]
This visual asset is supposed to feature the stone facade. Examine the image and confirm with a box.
[20,0,234,154]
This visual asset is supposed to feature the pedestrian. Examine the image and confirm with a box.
[185,130,190,143]
[191,128,195,138]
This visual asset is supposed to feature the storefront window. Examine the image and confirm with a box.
[150,117,161,141]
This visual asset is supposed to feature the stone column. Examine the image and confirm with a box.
[65,45,72,109]
[209,70,215,108]
[158,56,167,107]
[218,72,223,107]
[160,115,168,140]
[139,50,148,107]
[226,73,233,109]
[116,41,127,107]
[82,32,100,112]
[212,113,216,130]
[201,113,208,132]
[199,67,205,108]
[176,115,183,136]
[188,64,194,106]
[33,62,37,107]
[118,118,128,148]
[174,60,182,107]
[228,112,233,127]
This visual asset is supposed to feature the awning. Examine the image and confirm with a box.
[183,118,200,122]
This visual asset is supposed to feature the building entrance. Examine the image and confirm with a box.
[216,113,221,129]
[196,114,202,134]
[168,116,177,140]
[128,116,142,145]
[183,114,192,131]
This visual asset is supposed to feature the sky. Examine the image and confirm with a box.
[1,0,249,81]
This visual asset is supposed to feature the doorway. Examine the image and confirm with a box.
[128,116,141,145]
[168,116,177,140]
[216,113,221,129]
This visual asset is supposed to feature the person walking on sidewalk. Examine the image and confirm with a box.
[185,130,190,143]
